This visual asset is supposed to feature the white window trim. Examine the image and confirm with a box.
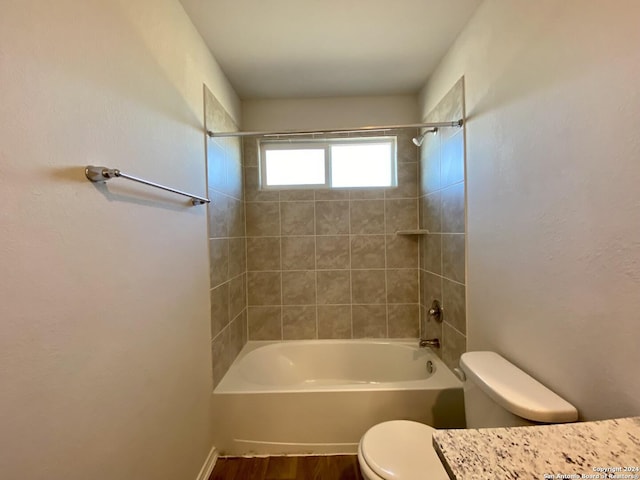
[259,136,398,190]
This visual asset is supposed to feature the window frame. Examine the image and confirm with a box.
[258,136,398,190]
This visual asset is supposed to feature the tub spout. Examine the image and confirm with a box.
[419,338,440,349]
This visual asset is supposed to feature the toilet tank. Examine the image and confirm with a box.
[460,352,578,428]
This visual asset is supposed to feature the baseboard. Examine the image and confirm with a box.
[196,445,218,480]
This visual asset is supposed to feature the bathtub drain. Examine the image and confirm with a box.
[426,360,434,374]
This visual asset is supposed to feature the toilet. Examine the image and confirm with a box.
[357,351,579,479]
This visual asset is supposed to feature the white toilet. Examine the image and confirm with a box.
[357,351,579,479]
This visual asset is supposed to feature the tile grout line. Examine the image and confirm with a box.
[244,195,420,204]
[242,143,251,343]
[279,195,284,340]
[348,197,353,339]
[383,194,389,338]
[313,194,318,340]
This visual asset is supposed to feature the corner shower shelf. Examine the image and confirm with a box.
[395,229,430,235]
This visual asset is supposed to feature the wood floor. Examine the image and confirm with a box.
[209,455,362,480]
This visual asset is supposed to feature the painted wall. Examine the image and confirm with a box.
[0,1,240,478]
[242,130,421,340]
[420,0,640,420]
[242,95,419,131]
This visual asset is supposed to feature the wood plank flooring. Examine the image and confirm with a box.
[209,455,362,480]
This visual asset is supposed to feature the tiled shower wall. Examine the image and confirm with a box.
[242,130,422,340]
[419,78,467,371]
[205,87,247,388]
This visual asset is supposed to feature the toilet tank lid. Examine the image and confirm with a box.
[460,352,578,423]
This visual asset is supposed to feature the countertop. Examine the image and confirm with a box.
[432,416,640,480]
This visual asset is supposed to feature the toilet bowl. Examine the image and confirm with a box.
[357,351,578,480]
[357,420,449,480]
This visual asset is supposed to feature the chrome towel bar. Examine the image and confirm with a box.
[85,166,210,206]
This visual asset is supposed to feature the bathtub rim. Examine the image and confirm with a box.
[214,338,462,394]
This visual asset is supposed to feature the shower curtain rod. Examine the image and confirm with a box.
[206,119,463,138]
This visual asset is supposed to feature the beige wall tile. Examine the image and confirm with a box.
[283,306,317,339]
[315,189,349,200]
[240,128,429,342]
[207,90,247,390]
[209,238,229,287]
[351,270,386,304]
[228,237,246,277]
[349,189,385,200]
[441,182,465,234]
[228,313,246,363]
[416,80,465,361]
[441,129,465,187]
[211,327,230,387]
[388,304,419,338]
[281,236,315,270]
[226,152,243,200]
[210,283,230,339]
[318,305,351,338]
[316,236,350,269]
[316,270,351,304]
[281,201,315,235]
[229,274,246,320]
[387,269,419,303]
[419,133,441,194]
[248,306,282,340]
[207,140,227,193]
[239,309,248,346]
[421,270,443,310]
[315,201,350,235]
[350,235,386,269]
[397,129,419,163]
[317,305,352,339]
[242,137,258,167]
[430,79,464,125]
[420,192,442,233]
[442,234,465,283]
[423,233,442,275]
[247,237,281,271]
[247,271,281,305]
[246,202,280,236]
[350,200,385,234]
[442,323,466,371]
[385,199,418,233]
[443,279,466,335]
[386,162,417,199]
[207,191,228,238]
[282,271,316,305]
[386,235,418,268]
[352,305,387,338]
[228,197,245,238]
[244,167,279,202]
[280,189,315,201]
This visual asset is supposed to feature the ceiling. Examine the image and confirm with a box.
[180,0,482,99]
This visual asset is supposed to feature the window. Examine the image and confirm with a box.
[259,137,397,189]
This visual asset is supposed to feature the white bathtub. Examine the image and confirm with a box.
[212,340,465,455]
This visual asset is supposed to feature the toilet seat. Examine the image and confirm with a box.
[359,421,449,480]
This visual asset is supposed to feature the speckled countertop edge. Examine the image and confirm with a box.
[433,417,640,480]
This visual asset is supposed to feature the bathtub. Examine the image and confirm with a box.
[212,340,465,455]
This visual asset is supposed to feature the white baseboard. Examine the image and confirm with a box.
[196,445,218,480]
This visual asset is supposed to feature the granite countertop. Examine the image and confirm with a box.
[432,417,640,480]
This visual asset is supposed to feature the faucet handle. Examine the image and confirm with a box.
[419,338,440,349]
[428,300,442,322]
